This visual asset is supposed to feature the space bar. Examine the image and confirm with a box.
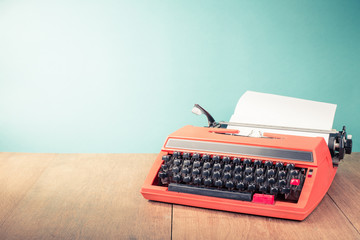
[168,183,252,201]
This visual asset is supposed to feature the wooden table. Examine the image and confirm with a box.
[0,152,359,240]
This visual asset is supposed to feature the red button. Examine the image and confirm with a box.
[252,193,274,205]
[290,178,300,186]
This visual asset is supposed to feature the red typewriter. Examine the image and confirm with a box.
[141,104,352,220]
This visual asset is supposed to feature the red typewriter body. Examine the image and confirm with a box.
[141,125,338,220]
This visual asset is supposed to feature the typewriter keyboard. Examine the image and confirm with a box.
[158,152,307,203]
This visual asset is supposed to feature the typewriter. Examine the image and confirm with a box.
[141,104,352,220]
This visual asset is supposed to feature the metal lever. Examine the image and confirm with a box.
[192,104,220,128]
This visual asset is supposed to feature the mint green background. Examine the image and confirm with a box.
[0,0,359,153]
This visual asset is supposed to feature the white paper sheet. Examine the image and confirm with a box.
[228,91,337,143]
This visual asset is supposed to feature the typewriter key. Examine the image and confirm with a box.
[162,155,171,162]
[234,173,243,181]
[245,167,253,173]
[183,152,190,159]
[286,163,295,170]
[172,166,180,173]
[254,160,262,166]
[193,177,202,184]
[243,158,251,165]
[183,175,191,183]
[275,162,284,168]
[278,170,286,177]
[213,163,221,170]
[225,181,234,189]
[234,165,242,173]
[233,158,241,164]
[202,169,211,177]
[267,169,276,176]
[213,155,220,161]
[224,172,231,179]
[214,179,223,187]
[236,182,245,190]
[265,161,273,167]
[183,160,191,166]
[204,178,212,186]
[174,159,181,166]
[203,162,211,169]
[248,183,256,191]
[181,167,190,174]
[268,177,276,184]
[255,168,264,175]
[192,168,200,175]
[222,156,231,163]
[270,186,279,195]
[193,160,201,168]
[245,174,254,182]
[192,153,200,159]
[213,171,221,179]
[173,174,181,182]
[224,164,231,171]
[279,179,287,186]
[256,176,265,184]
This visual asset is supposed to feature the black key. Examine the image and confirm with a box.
[213,163,221,170]
[225,181,234,189]
[254,160,262,166]
[212,155,220,161]
[265,161,273,167]
[192,168,200,175]
[214,179,223,187]
[192,153,200,159]
[213,171,221,179]
[193,160,201,168]
[162,155,171,162]
[159,172,167,178]
[224,164,231,171]
[290,170,299,176]
[172,166,180,173]
[245,174,254,182]
[161,164,168,171]
[286,163,295,170]
[236,182,245,190]
[202,169,211,177]
[224,172,231,179]
[279,179,287,186]
[268,177,276,184]
[174,159,181,166]
[259,185,267,192]
[193,177,202,184]
[267,169,276,176]
[183,160,191,166]
[173,174,181,182]
[183,175,191,183]
[234,173,243,181]
[281,187,291,194]
[248,183,256,191]
[233,158,241,164]
[270,186,279,195]
[245,167,253,174]
[243,159,251,165]
[222,156,231,163]
[255,168,264,175]
[181,167,190,174]
[234,165,242,173]
[203,162,211,169]
[202,154,210,161]
[278,170,286,177]
[275,162,284,168]
[168,183,252,201]
[256,176,265,183]
[204,178,212,186]
[183,152,190,159]
[173,152,181,158]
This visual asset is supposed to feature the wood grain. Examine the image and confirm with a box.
[328,153,360,232]
[172,194,359,240]
[0,152,55,224]
[0,153,359,240]
[0,153,171,240]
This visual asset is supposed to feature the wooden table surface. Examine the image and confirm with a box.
[0,152,359,240]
